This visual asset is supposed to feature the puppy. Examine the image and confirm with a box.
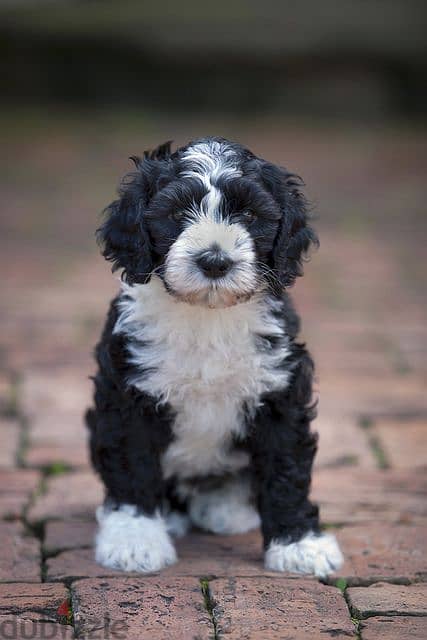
[86,137,343,577]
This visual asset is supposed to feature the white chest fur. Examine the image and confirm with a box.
[114,277,291,479]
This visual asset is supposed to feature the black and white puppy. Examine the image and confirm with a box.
[86,137,343,577]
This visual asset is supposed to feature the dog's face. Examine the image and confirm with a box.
[98,138,317,307]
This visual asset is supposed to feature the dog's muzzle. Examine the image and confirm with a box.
[195,245,234,279]
[163,217,258,307]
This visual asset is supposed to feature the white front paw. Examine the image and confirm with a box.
[265,532,343,578]
[95,504,177,573]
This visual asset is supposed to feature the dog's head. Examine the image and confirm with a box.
[98,137,317,308]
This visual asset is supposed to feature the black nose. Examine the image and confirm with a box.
[196,249,233,278]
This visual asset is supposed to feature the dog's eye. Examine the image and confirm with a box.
[240,211,257,224]
[169,211,185,223]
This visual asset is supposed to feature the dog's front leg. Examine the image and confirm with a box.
[90,394,177,573]
[249,348,343,578]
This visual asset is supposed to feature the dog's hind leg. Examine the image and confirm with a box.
[164,482,191,538]
[188,473,260,535]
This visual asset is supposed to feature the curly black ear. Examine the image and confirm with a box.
[97,144,172,285]
[261,162,318,288]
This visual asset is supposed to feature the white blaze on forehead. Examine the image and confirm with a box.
[201,186,222,220]
[181,140,242,187]
[181,141,242,221]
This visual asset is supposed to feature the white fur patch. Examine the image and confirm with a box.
[164,213,257,308]
[265,532,344,578]
[189,476,260,535]
[181,140,242,189]
[165,511,191,538]
[95,504,177,572]
[115,277,290,480]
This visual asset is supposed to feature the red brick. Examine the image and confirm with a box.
[44,519,95,556]
[312,468,427,525]
[0,617,73,640]
[360,616,426,640]
[46,521,427,588]
[47,548,104,582]
[171,530,280,579]
[0,583,68,620]
[314,412,376,469]
[210,577,355,639]
[0,469,40,519]
[0,522,40,583]
[0,419,19,469]
[45,524,427,587]
[72,577,212,639]
[364,375,426,416]
[21,369,92,419]
[46,531,312,582]
[30,411,86,442]
[390,326,427,376]
[26,410,89,468]
[2,328,92,371]
[26,442,89,469]
[23,380,90,468]
[27,471,102,523]
[333,524,427,586]
[374,418,427,469]
[319,372,427,418]
[307,322,394,378]
[347,582,427,618]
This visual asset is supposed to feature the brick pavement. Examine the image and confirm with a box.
[1,120,426,638]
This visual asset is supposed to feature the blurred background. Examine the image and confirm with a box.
[1,1,426,475]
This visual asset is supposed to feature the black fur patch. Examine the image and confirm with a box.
[88,136,321,550]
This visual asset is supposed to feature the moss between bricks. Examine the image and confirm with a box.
[335,577,347,594]
[44,461,72,476]
[358,415,373,430]
[1,372,20,419]
[368,435,390,469]
[200,578,218,640]
[2,372,30,468]
[357,415,390,470]
[351,617,362,638]
[339,582,362,640]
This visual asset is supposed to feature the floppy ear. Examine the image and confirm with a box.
[97,145,171,285]
[261,162,318,288]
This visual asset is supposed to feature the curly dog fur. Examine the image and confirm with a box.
[86,137,343,576]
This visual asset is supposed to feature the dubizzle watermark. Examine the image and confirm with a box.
[0,601,128,639]
[0,618,128,639]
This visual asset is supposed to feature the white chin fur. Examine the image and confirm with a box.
[95,504,177,573]
[265,532,343,578]
[168,286,255,309]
